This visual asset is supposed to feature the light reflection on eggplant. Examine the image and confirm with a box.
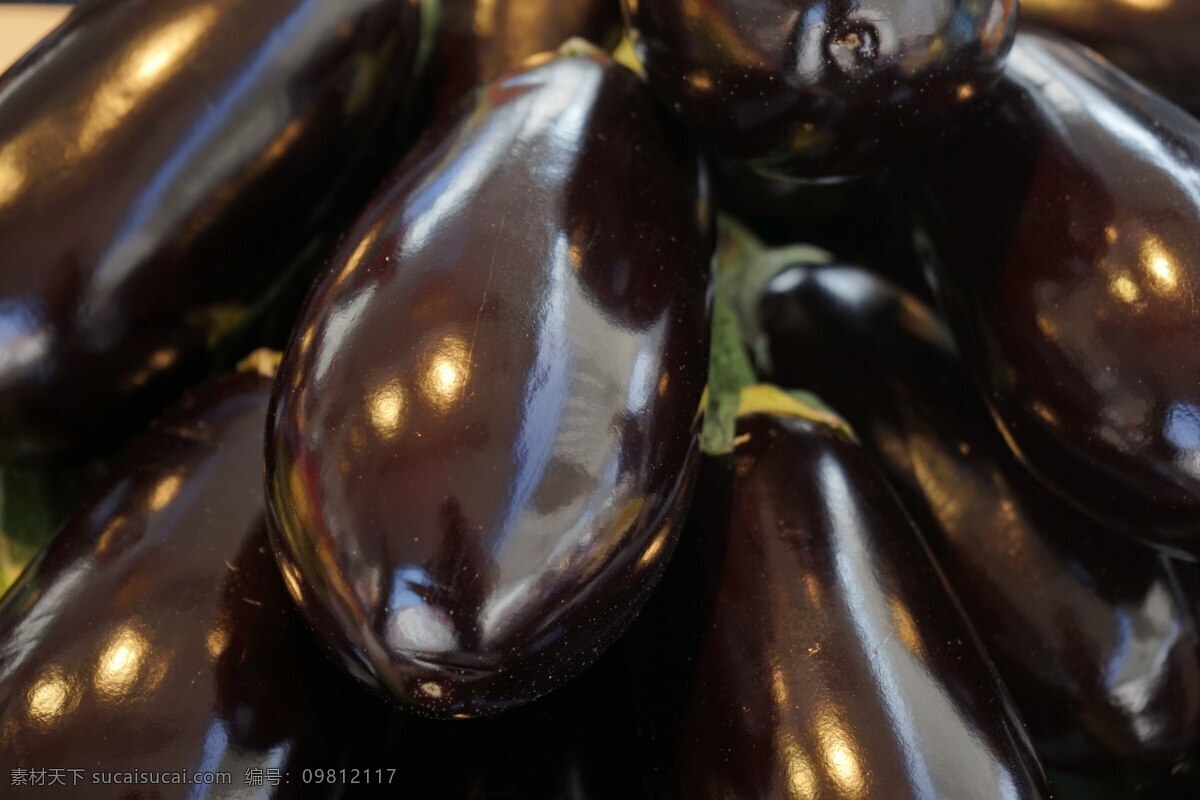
[0,0,427,460]
[622,0,1017,179]
[267,51,712,718]
[631,414,1050,799]
[0,371,396,798]
[908,32,1200,555]
[1022,0,1200,117]
[759,263,1200,773]
[428,0,621,115]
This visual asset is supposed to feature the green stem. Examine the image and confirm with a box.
[237,348,282,379]
[612,35,646,77]
[558,37,610,60]
[701,215,855,455]
[0,462,105,593]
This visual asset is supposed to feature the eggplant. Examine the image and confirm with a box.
[632,411,1050,799]
[908,32,1200,556]
[1021,0,1200,118]
[621,0,1016,180]
[0,0,429,461]
[713,160,929,300]
[266,50,712,718]
[429,0,621,115]
[759,263,1200,773]
[0,369,397,798]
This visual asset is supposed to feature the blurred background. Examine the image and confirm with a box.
[0,4,71,71]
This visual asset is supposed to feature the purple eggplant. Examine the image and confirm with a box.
[0,0,428,461]
[1022,0,1200,118]
[712,160,930,300]
[759,263,1200,773]
[0,369,396,798]
[266,50,712,718]
[632,411,1050,799]
[622,0,1017,180]
[908,32,1200,556]
[429,0,621,114]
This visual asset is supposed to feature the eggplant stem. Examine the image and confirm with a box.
[612,36,646,78]
[557,37,609,60]
[736,384,856,443]
[0,464,100,594]
[701,215,854,455]
[237,349,282,379]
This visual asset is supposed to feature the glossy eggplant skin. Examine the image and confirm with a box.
[0,372,395,798]
[622,0,1016,180]
[266,52,712,719]
[760,263,1200,773]
[0,0,426,462]
[909,32,1200,556]
[632,414,1049,799]
[1022,0,1200,118]
[429,0,621,115]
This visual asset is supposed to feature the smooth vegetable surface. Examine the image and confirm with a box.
[0,371,393,798]
[1022,0,1200,118]
[622,0,1016,179]
[909,32,1200,556]
[759,263,1200,772]
[429,0,621,114]
[0,0,427,461]
[632,412,1050,799]
[267,51,712,718]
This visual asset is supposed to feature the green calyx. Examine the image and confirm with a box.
[700,215,855,455]
[557,37,610,60]
[0,463,104,593]
[612,35,646,78]
[237,349,283,379]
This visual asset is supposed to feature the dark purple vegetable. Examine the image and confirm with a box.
[632,412,1050,799]
[0,0,427,461]
[622,0,1017,180]
[759,263,1200,773]
[266,51,712,719]
[713,159,929,299]
[429,0,621,114]
[1022,0,1200,118]
[1183,560,1200,639]
[909,32,1200,556]
[0,370,395,798]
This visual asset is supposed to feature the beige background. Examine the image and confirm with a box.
[0,5,71,72]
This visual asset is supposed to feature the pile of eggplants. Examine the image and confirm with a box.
[758,264,1200,773]
[907,32,1200,555]
[2,0,1200,798]
[265,47,711,718]
[0,0,431,461]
